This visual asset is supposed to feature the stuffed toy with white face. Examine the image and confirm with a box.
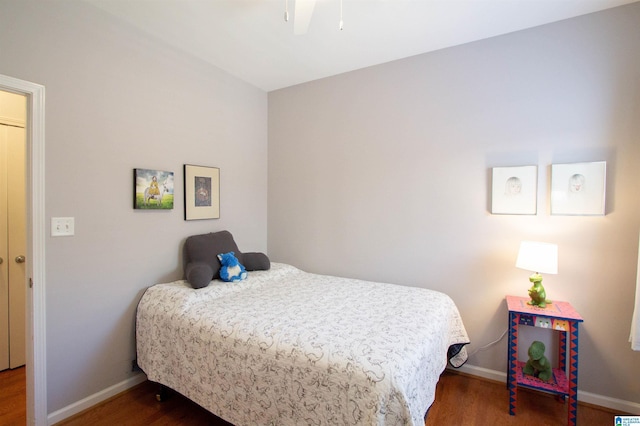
[217,251,247,282]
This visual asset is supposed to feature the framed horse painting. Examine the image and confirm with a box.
[133,168,175,209]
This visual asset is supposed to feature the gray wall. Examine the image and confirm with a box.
[1,0,267,414]
[269,3,640,404]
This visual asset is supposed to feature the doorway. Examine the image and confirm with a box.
[0,75,46,426]
[0,90,27,371]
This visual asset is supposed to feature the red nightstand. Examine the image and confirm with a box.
[506,295,583,426]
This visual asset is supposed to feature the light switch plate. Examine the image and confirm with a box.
[51,217,74,236]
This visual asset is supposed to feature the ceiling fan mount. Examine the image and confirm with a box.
[285,0,343,34]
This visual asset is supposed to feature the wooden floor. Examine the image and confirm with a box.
[0,367,26,426]
[425,371,624,426]
[1,367,626,425]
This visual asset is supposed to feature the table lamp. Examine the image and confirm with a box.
[516,241,558,308]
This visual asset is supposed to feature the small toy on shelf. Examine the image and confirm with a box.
[523,340,552,382]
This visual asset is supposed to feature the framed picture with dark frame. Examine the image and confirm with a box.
[184,164,220,220]
[133,168,174,209]
[491,165,537,215]
[551,161,606,216]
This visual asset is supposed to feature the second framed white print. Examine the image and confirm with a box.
[491,165,537,215]
[551,161,606,216]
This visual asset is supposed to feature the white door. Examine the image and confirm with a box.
[0,91,27,370]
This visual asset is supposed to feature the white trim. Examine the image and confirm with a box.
[46,373,147,425]
[0,74,46,426]
[451,363,640,415]
[452,362,507,383]
[578,390,640,415]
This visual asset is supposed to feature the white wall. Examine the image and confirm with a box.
[269,3,640,405]
[0,0,267,415]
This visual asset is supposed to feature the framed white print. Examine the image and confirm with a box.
[491,166,537,215]
[184,164,220,220]
[551,161,606,216]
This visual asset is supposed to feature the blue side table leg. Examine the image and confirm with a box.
[508,312,518,415]
[567,323,579,426]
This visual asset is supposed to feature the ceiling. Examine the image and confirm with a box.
[83,0,638,92]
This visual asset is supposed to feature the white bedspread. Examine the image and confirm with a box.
[136,263,469,426]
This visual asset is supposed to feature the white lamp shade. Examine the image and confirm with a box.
[516,241,558,274]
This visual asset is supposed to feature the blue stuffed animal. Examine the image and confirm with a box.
[217,251,247,282]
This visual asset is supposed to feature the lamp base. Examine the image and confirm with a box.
[527,273,551,308]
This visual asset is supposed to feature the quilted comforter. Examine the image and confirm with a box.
[136,263,469,426]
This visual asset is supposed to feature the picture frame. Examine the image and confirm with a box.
[184,164,220,220]
[551,161,606,216]
[133,168,174,209]
[491,165,537,215]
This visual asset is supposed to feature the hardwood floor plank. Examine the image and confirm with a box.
[0,367,26,426]
[426,370,625,426]
[56,381,231,426]
[3,366,626,425]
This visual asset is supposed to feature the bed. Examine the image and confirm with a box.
[136,232,469,426]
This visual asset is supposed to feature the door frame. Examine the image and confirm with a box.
[0,74,46,425]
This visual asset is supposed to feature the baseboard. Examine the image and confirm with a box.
[453,362,507,383]
[47,373,147,425]
[578,390,640,415]
[451,363,640,415]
